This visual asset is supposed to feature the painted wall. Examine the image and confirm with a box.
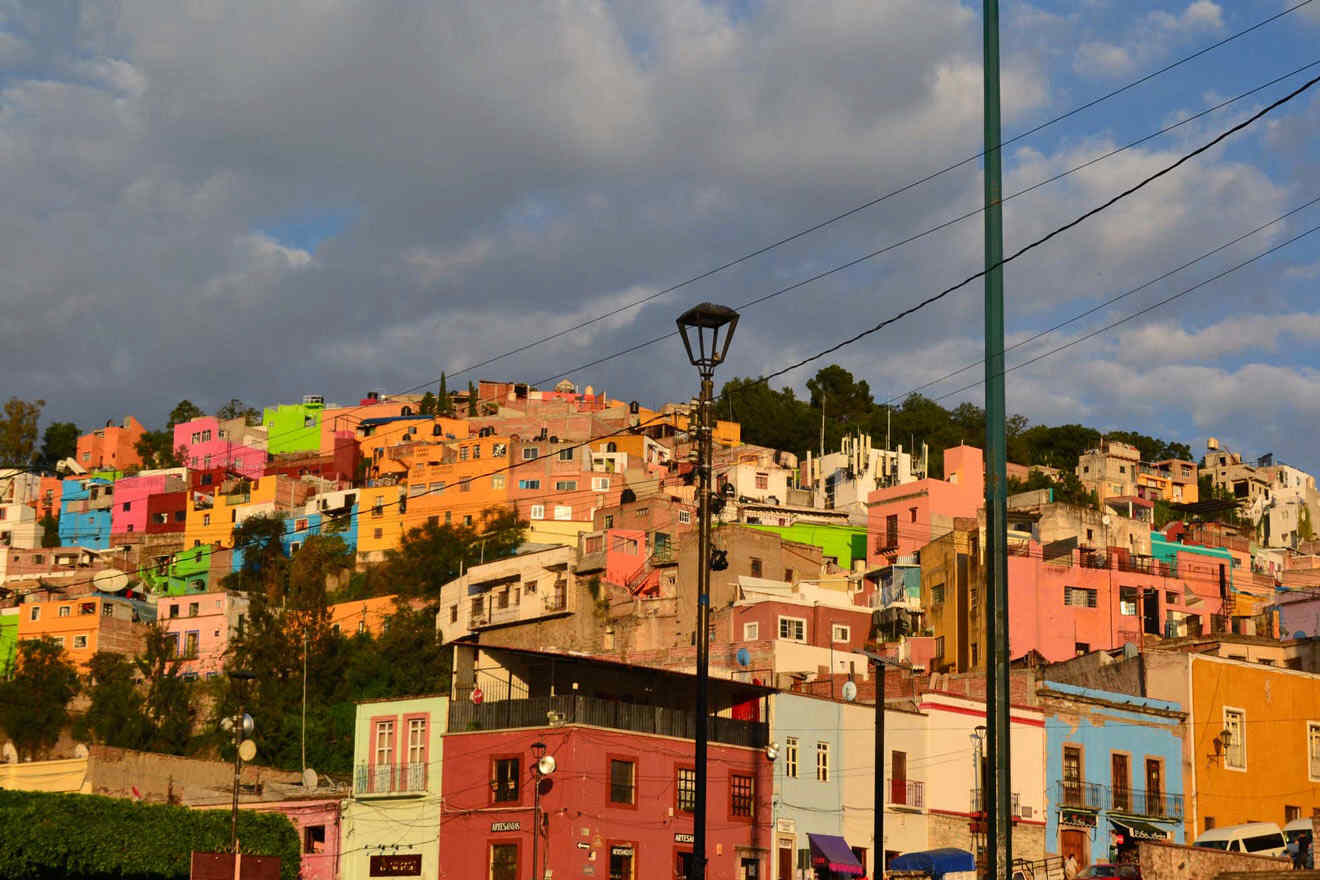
[749,522,868,570]
[0,503,42,550]
[173,416,267,479]
[250,798,342,880]
[355,486,406,565]
[75,417,145,470]
[1040,681,1186,867]
[158,591,248,678]
[840,701,931,868]
[143,544,213,596]
[263,401,326,456]
[16,596,155,670]
[0,607,17,676]
[329,596,399,638]
[772,693,847,872]
[868,446,984,563]
[58,477,114,550]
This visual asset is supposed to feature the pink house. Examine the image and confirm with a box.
[158,591,249,678]
[248,798,343,880]
[173,417,267,480]
[868,445,984,562]
[111,472,186,535]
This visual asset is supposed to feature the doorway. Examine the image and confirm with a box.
[1061,829,1089,869]
[777,847,793,880]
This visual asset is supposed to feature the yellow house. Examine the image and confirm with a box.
[1145,651,1320,836]
[183,476,286,549]
[356,485,406,565]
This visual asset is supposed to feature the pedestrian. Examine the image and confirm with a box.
[1300,833,1313,871]
[1064,852,1079,879]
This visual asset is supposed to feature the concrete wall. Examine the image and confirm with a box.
[1135,839,1288,879]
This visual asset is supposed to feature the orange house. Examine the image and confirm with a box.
[328,595,408,637]
[359,416,470,481]
[16,595,152,670]
[400,434,516,533]
[75,417,146,470]
[356,485,407,565]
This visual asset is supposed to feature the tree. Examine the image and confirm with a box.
[437,373,454,416]
[1008,469,1096,508]
[167,399,205,428]
[0,638,80,759]
[807,365,872,428]
[39,514,60,547]
[136,625,195,754]
[467,381,478,416]
[217,398,260,425]
[418,392,437,417]
[77,652,150,749]
[381,507,527,598]
[0,397,43,467]
[35,421,79,471]
[223,513,290,597]
[717,378,815,456]
[134,430,184,469]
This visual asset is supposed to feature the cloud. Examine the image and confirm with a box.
[1073,2,1224,79]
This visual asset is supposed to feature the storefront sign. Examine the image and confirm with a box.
[491,821,521,832]
[610,846,634,857]
[674,833,695,844]
[369,854,422,876]
[776,818,796,834]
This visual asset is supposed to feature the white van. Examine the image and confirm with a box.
[1193,822,1287,857]
[1284,817,1315,845]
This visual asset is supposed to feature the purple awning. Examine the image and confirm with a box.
[808,834,865,877]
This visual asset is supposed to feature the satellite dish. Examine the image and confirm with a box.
[302,767,319,790]
[93,569,129,593]
[238,739,257,762]
[241,713,255,735]
[74,743,89,758]
[736,648,751,667]
[536,754,557,776]
[841,680,859,702]
[2,742,17,763]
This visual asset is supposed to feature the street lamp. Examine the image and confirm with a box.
[676,302,739,880]
[861,649,910,880]
[226,669,257,854]
[529,741,557,880]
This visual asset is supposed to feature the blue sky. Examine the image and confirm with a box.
[1,0,1318,470]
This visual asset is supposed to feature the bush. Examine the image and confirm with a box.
[0,789,301,880]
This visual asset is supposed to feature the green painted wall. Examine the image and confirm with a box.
[0,610,18,678]
[262,401,324,455]
[143,545,213,596]
[748,522,868,570]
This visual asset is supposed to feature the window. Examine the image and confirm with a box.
[1308,723,1320,781]
[749,557,762,577]
[592,476,611,492]
[518,479,541,490]
[490,843,518,880]
[676,767,696,813]
[407,717,426,764]
[678,509,691,524]
[831,624,850,643]
[934,636,945,659]
[459,445,469,461]
[374,719,395,768]
[51,636,65,648]
[29,606,39,621]
[743,622,759,640]
[608,844,634,880]
[1204,816,1215,831]
[450,605,459,624]
[1286,805,1302,824]
[1111,753,1130,811]
[1223,707,1245,770]
[303,825,326,854]
[1119,586,1138,615]
[609,758,636,805]
[755,473,769,490]
[559,447,574,461]
[492,757,520,802]
[785,737,799,778]
[188,602,199,617]
[203,513,211,526]
[554,505,572,521]
[522,447,539,460]
[373,528,383,539]
[730,773,754,818]
[1166,591,1178,606]
[492,443,507,458]
[816,742,830,781]
[472,444,480,459]
[1064,586,1098,608]
[603,514,614,528]
[1074,642,1090,656]
[169,604,180,618]
[885,514,898,548]
[471,597,484,619]
[778,616,806,642]
[58,606,70,618]
[184,631,199,657]
[931,583,945,605]
[490,474,506,490]
[73,635,87,649]
[530,504,545,520]
[555,480,578,491]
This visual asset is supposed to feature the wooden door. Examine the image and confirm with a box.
[1061,829,1089,869]
[891,750,908,805]
[777,847,793,880]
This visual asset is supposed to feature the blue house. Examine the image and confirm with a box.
[1039,680,1186,869]
[58,476,113,550]
[230,498,358,572]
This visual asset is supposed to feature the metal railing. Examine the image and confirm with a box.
[1053,780,1182,819]
[1055,779,1105,811]
[448,693,768,749]
[354,761,428,796]
[887,778,925,809]
[971,789,1022,815]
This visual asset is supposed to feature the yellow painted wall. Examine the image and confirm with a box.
[329,595,402,637]
[0,757,90,792]
[356,485,406,563]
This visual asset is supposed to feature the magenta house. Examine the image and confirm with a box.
[173,417,267,480]
[112,472,187,535]
[249,797,343,880]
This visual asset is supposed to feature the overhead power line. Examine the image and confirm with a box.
[757,71,1320,385]
[531,58,1320,387]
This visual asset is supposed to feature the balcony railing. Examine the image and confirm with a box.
[448,693,768,749]
[1053,780,1183,819]
[887,778,925,809]
[354,761,428,796]
[971,789,1022,815]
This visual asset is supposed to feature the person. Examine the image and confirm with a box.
[1064,853,1079,879]
[1300,833,1313,871]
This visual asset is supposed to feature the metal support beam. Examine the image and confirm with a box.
[983,0,1013,877]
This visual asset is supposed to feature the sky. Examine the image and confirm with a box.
[2,0,1319,471]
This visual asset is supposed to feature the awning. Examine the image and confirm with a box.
[807,834,865,877]
[887,848,976,878]
[1110,817,1171,842]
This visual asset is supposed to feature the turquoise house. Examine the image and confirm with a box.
[58,476,113,549]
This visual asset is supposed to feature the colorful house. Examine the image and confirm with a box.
[868,445,984,562]
[58,476,115,550]
[173,416,267,479]
[263,396,331,456]
[339,693,449,880]
[0,503,43,550]
[111,471,187,536]
[328,595,399,638]
[75,416,145,471]
[355,485,406,565]
[142,544,214,596]
[1039,680,1186,870]
[15,594,156,671]
[749,521,869,571]
[158,591,248,679]
[0,607,17,676]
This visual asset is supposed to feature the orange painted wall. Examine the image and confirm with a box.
[17,597,112,669]
[328,595,404,637]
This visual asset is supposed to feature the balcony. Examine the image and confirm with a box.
[971,789,1024,817]
[1055,780,1105,811]
[354,761,428,797]
[887,778,925,810]
[448,693,768,749]
[1054,780,1183,820]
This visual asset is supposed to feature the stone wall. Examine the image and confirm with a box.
[1135,839,1288,879]
[925,813,1046,865]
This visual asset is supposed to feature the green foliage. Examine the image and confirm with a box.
[1007,469,1096,508]
[1102,430,1193,464]
[0,789,300,880]
[217,398,261,425]
[1153,499,1180,530]
[167,399,205,428]
[437,373,454,416]
[134,430,184,469]
[418,391,437,416]
[0,397,43,467]
[223,513,290,596]
[77,652,151,749]
[0,638,80,759]
[379,506,527,599]
[38,514,59,548]
[136,625,196,754]
[1301,504,1315,541]
[468,381,478,416]
[35,421,79,471]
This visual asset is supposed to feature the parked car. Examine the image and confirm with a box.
[1077,864,1141,879]
[1193,822,1288,857]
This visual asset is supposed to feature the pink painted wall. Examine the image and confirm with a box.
[867,445,985,562]
[604,529,647,588]
[250,798,342,880]
[112,474,169,535]
[159,592,247,678]
[173,417,267,479]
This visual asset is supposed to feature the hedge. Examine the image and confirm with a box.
[0,789,301,880]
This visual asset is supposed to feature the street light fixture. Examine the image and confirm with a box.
[530,741,556,880]
[227,669,257,855]
[676,302,739,880]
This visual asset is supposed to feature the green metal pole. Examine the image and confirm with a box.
[982,0,1012,877]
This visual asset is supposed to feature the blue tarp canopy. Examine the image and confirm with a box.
[806,834,865,877]
[887,847,975,877]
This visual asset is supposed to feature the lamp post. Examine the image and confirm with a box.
[227,669,256,855]
[676,302,739,880]
[970,724,987,869]
[529,741,557,880]
[862,650,911,880]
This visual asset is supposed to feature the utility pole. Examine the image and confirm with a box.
[982,1,1013,878]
